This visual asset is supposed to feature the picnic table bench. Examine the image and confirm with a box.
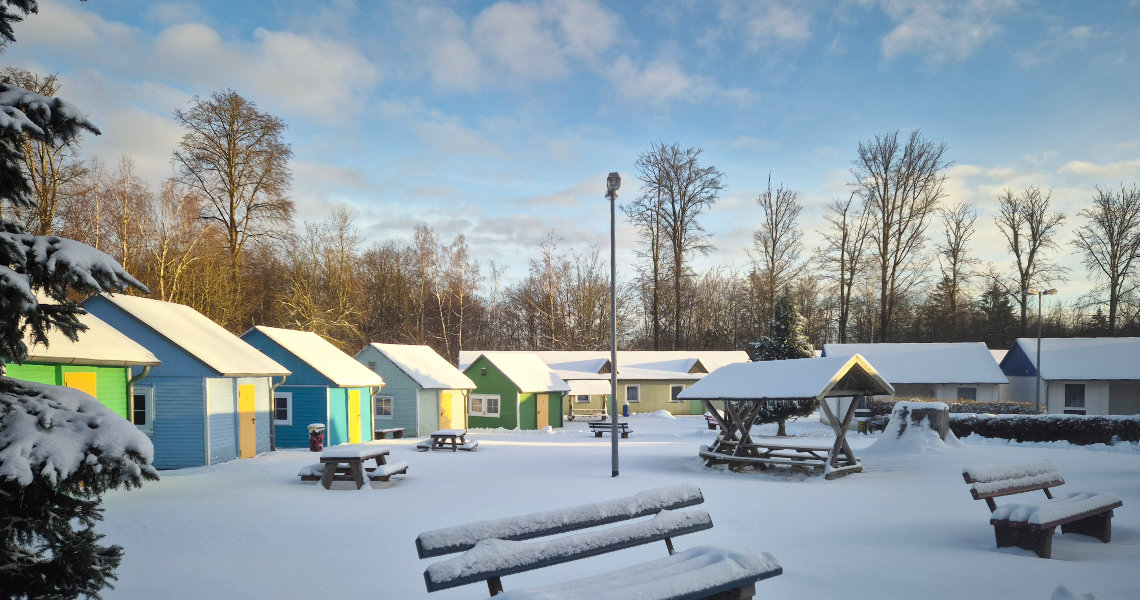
[417,429,479,452]
[704,413,717,430]
[962,460,1123,558]
[415,484,782,599]
[567,407,607,422]
[374,427,406,439]
[298,443,408,489]
[588,421,631,438]
[699,440,832,477]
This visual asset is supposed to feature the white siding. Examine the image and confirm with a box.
[205,377,236,465]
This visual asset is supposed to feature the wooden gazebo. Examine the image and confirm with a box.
[677,354,894,479]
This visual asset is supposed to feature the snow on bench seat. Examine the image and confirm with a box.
[370,460,408,481]
[416,439,432,451]
[488,545,782,600]
[963,460,1065,499]
[416,484,704,558]
[459,440,478,451]
[424,509,714,591]
[298,464,323,478]
[991,491,1124,527]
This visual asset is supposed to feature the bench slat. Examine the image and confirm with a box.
[424,509,714,592]
[487,546,782,600]
[962,460,1064,499]
[416,484,703,559]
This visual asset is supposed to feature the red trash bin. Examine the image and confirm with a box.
[307,424,326,452]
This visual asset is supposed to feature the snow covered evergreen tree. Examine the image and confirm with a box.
[745,294,816,436]
[1,2,157,598]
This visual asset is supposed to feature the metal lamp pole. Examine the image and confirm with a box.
[606,172,621,477]
[1025,288,1058,412]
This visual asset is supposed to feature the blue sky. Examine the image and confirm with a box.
[7,0,1140,303]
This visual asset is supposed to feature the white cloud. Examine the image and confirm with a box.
[878,0,1017,64]
[608,56,715,106]
[1016,24,1110,68]
[398,0,620,92]
[1058,158,1140,179]
[377,98,507,158]
[716,0,813,51]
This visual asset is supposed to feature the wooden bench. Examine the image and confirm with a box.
[298,443,408,489]
[699,442,832,477]
[588,421,631,438]
[415,484,782,599]
[962,460,1123,558]
[704,413,717,430]
[374,427,406,439]
[568,408,607,422]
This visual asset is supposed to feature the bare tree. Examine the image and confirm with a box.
[937,202,979,338]
[852,130,949,341]
[1,68,88,235]
[625,146,670,349]
[994,186,1066,334]
[1072,184,1140,335]
[103,156,151,277]
[817,194,870,343]
[633,143,724,349]
[749,173,804,317]
[146,178,211,303]
[173,89,294,292]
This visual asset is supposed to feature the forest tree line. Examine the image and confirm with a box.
[7,74,1140,361]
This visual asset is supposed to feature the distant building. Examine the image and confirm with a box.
[1000,337,1140,415]
[461,352,569,430]
[821,343,1008,402]
[355,344,475,436]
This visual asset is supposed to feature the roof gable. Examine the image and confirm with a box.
[821,343,1007,384]
[470,352,569,393]
[364,344,475,390]
[86,294,289,377]
[1005,337,1140,380]
[457,350,748,381]
[244,327,381,387]
[678,355,894,401]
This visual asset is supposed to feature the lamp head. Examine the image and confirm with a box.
[1043,289,1059,296]
[1024,288,1039,296]
[606,172,621,194]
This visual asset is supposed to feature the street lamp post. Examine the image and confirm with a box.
[1024,288,1058,412]
[606,172,621,477]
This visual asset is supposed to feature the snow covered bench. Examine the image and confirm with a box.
[962,460,1123,558]
[415,483,782,599]
[588,421,631,438]
[374,427,405,439]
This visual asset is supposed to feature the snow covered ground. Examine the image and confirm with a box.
[98,412,1140,600]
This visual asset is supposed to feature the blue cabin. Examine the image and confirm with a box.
[241,326,384,448]
[83,294,290,469]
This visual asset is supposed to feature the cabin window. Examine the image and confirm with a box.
[470,394,500,417]
[367,361,376,370]
[273,392,292,426]
[625,385,640,403]
[132,386,154,435]
[575,394,590,403]
[956,387,977,401]
[374,395,393,420]
[480,367,487,376]
[670,385,684,402]
[1064,384,1086,415]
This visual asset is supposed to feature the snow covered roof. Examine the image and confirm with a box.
[821,343,1007,384]
[247,327,382,387]
[677,355,895,401]
[1006,337,1140,381]
[566,379,614,396]
[457,350,749,381]
[91,294,289,377]
[24,310,160,367]
[469,352,570,393]
[364,344,475,390]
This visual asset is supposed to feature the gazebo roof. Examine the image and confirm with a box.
[676,355,894,402]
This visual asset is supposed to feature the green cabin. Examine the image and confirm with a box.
[462,352,569,430]
[5,311,161,420]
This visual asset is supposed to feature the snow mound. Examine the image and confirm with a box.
[0,378,157,488]
[538,425,554,434]
[648,410,676,420]
[864,401,963,455]
[1051,585,1094,600]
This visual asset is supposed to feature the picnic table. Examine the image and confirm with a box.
[299,443,408,489]
[429,429,474,451]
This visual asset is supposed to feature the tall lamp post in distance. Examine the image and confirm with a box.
[1025,288,1058,413]
[606,172,621,477]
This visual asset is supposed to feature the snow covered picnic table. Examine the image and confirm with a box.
[962,460,1123,558]
[297,443,407,489]
[421,429,477,451]
[415,483,782,599]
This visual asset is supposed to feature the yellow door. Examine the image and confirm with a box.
[439,391,453,429]
[63,372,98,398]
[536,393,549,429]
[238,384,256,458]
[348,390,362,443]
